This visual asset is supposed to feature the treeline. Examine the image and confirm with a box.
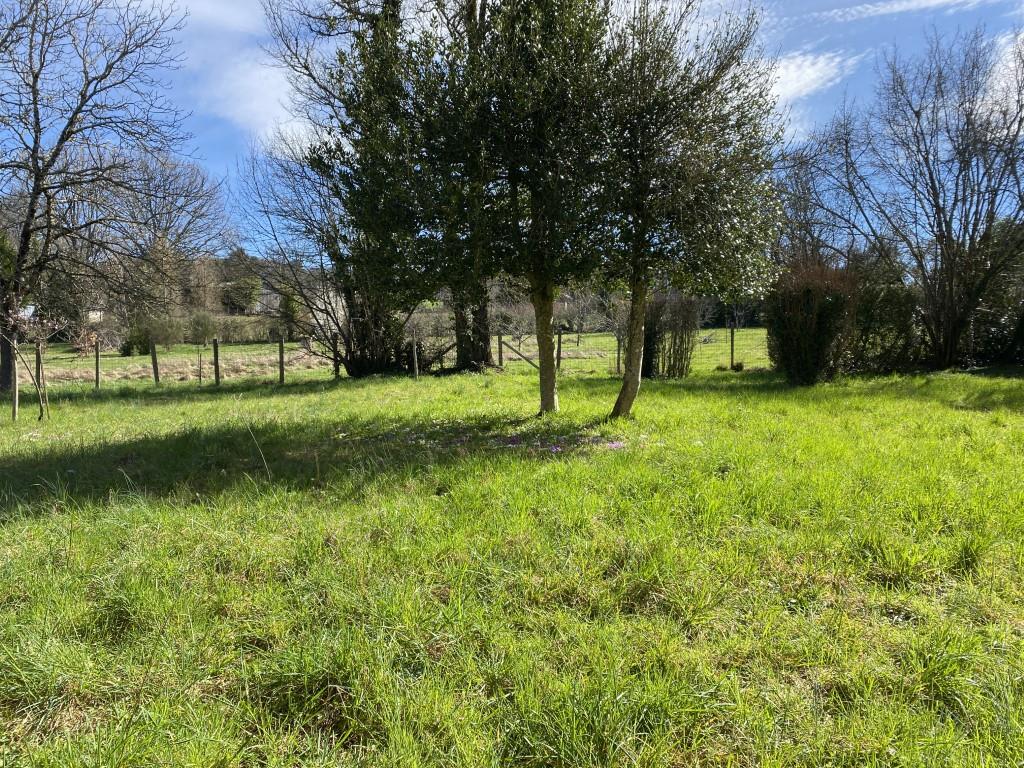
[244,0,780,417]
[2,0,1021,414]
[768,29,1024,384]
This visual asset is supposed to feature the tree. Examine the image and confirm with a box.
[0,0,186,391]
[809,29,1024,368]
[487,0,611,412]
[260,0,433,378]
[603,0,779,418]
[415,0,497,371]
[221,248,262,316]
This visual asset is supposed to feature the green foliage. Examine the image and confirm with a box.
[187,311,218,346]
[487,0,611,287]
[216,315,273,344]
[766,263,854,385]
[303,3,431,377]
[220,248,262,316]
[275,291,303,343]
[120,315,185,356]
[846,249,923,372]
[602,1,779,298]
[969,223,1024,365]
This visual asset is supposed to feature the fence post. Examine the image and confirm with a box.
[729,323,736,371]
[150,342,161,387]
[213,338,221,386]
[412,330,419,380]
[556,329,563,371]
[331,332,340,380]
[94,340,101,390]
[198,351,203,385]
[616,335,622,374]
[278,337,285,385]
[10,336,18,422]
[498,334,504,367]
[35,341,42,391]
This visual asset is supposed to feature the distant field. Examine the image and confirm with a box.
[34,342,330,387]
[494,328,769,374]
[25,329,768,389]
[1,367,1022,766]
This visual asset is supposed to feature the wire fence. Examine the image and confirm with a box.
[7,296,769,412]
[15,340,332,391]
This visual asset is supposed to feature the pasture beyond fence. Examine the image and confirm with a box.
[5,326,768,420]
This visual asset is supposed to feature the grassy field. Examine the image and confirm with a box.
[36,342,328,387]
[495,329,768,376]
[1,367,1023,766]
[32,328,768,387]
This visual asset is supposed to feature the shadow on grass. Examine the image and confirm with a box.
[569,365,1024,414]
[30,373,422,408]
[0,409,609,520]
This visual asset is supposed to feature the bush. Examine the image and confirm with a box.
[966,262,1024,366]
[120,315,185,356]
[217,315,273,344]
[846,255,923,372]
[641,291,706,379]
[188,312,218,346]
[766,263,854,385]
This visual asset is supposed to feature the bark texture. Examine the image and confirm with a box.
[611,278,648,419]
[530,278,559,413]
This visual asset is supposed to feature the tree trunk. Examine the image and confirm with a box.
[452,292,473,370]
[529,277,559,414]
[0,299,16,393]
[452,287,493,371]
[470,295,493,369]
[934,316,965,369]
[611,278,648,419]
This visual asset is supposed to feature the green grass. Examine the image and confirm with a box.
[37,342,327,387]
[34,328,768,387]
[1,367,1023,766]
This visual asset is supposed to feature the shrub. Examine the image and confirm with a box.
[641,291,706,378]
[217,315,273,344]
[846,255,923,372]
[766,263,854,385]
[966,262,1024,366]
[188,312,218,346]
[120,315,185,356]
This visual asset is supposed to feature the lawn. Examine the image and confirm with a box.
[1,368,1023,766]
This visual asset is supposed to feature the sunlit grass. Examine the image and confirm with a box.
[1,367,1022,766]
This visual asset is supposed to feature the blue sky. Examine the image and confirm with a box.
[166,0,1024,179]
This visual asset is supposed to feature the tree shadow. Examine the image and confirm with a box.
[0,410,610,520]
[568,366,1024,413]
[38,376,367,407]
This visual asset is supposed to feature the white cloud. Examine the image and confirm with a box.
[773,51,864,105]
[816,0,998,23]
[176,0,266,35]
[170,0,292,138]
[192,49,291,137]
[154,0,292,138]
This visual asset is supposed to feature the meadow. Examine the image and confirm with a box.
[1,366,1023,766]
[33,328,769,388]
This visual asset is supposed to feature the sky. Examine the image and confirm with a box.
[166,0,1024,179]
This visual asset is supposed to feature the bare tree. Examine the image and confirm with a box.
[0,0,186,390]
[101,156,226,329]
[809,29,1024,368]
[237,134,353,369]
